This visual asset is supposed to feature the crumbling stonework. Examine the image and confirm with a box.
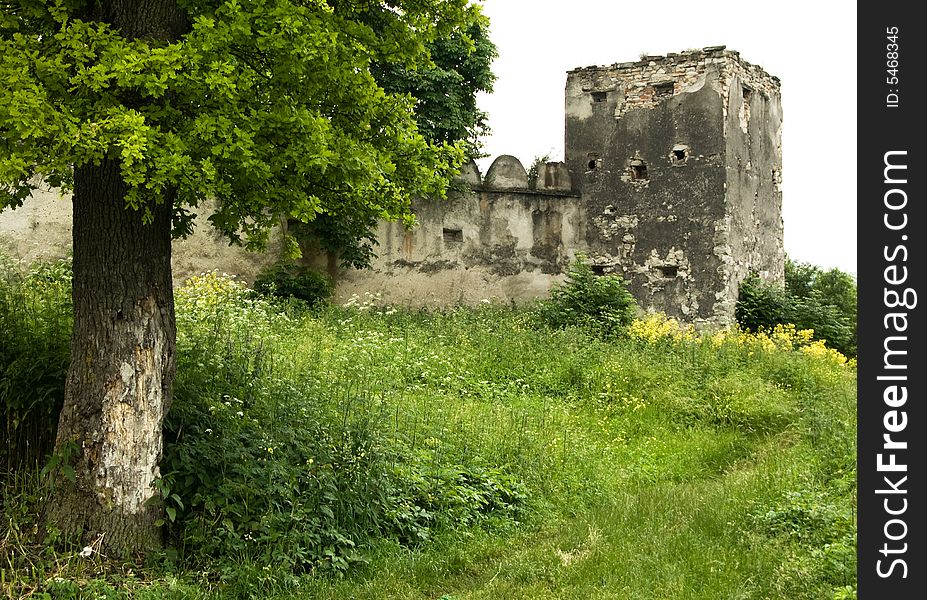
[562,45,783,322]
[337,46,783,324]
[0,46,783,324]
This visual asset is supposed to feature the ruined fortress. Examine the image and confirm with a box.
[332,46,784,323]
[0,46,783,324]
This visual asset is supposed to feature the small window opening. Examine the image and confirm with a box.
[592,91,607,103]
[587,153,600,171]
[591,264,607,276]
[653,81,675,99]
[442,228,463,243]
[655,265,678,278]
[629,159,648,181]
[671,144,689,165]
[742,85,753,102]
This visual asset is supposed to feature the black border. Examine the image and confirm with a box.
[858,3,925,597]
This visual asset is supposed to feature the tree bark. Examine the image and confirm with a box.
[45,160,176,555]
[43,0,188,557]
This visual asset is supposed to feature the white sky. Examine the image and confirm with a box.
[473,0,857,275]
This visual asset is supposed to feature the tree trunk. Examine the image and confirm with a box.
[41,0,189,558]
[45,159,176,555]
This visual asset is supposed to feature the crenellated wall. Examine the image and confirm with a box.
[1,46,784,324]
[324,156,586,306]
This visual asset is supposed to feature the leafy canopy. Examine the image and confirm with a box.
[299,6,496,268]
[0,0,482,249]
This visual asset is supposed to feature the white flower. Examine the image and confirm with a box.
[79,546,93,558]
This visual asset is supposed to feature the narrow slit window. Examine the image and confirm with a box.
[591,91,607,103]
[442,228,463,243]
[655,265,678,278]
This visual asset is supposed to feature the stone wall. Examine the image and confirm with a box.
[564,46,783,323]
[0,46,784,325]
[327,157,584,306]
[0,189,281,284]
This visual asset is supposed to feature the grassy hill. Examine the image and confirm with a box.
[1,264,857,599]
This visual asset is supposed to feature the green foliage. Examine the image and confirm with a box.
[734,273,790,333]
[372,6,497,157]
[295,6,497,267]
[538,255,637,337]
[736,258,857,356]
[526,152,551,189]
[2,268,856,597]
[252,261,333,307]
[159,273,528,574]
[752,489,857,596]
[0,254,71,469]
[0,0,478,251]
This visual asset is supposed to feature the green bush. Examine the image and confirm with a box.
[0,254,71,470]
[736,265,856,356]
[538,255,637,337]
[253,261,333,307]
[734,274,790,334]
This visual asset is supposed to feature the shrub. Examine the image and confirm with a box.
[734,274,790,333]
[253,261,333,307]
[538,255,637,337]
[736,271,856,356]
[163,273,528,574]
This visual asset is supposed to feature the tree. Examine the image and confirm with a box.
[302,8,496,268]
[1,0,480,556]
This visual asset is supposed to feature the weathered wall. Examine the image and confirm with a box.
[0,189,280,284]
[717,63,785,319]
[564,46,782,323]
[1,46,784,324]
[329,157,584,306]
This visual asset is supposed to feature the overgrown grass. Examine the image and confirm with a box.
[1,264,857,599]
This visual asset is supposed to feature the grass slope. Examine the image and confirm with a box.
[1,268,857,600]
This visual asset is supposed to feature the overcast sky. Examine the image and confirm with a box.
[473,0,857,275]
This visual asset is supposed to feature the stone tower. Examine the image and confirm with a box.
[565,46,784,323]
[0,47,784,324]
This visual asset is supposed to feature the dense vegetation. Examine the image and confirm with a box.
[2,256,856,599]
[736,258,857,357]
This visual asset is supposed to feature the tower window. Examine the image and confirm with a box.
[653,81,675,99]
[655,265,678,278]
[742,85,753,102]
[587,153,600,171]
[671,144,689,165]
[592,91,607,103]
[629,159,648,181]
[442,228,463,243]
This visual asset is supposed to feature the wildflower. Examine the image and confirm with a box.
[79,546,93,558]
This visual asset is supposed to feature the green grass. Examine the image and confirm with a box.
[1,269,857,599]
